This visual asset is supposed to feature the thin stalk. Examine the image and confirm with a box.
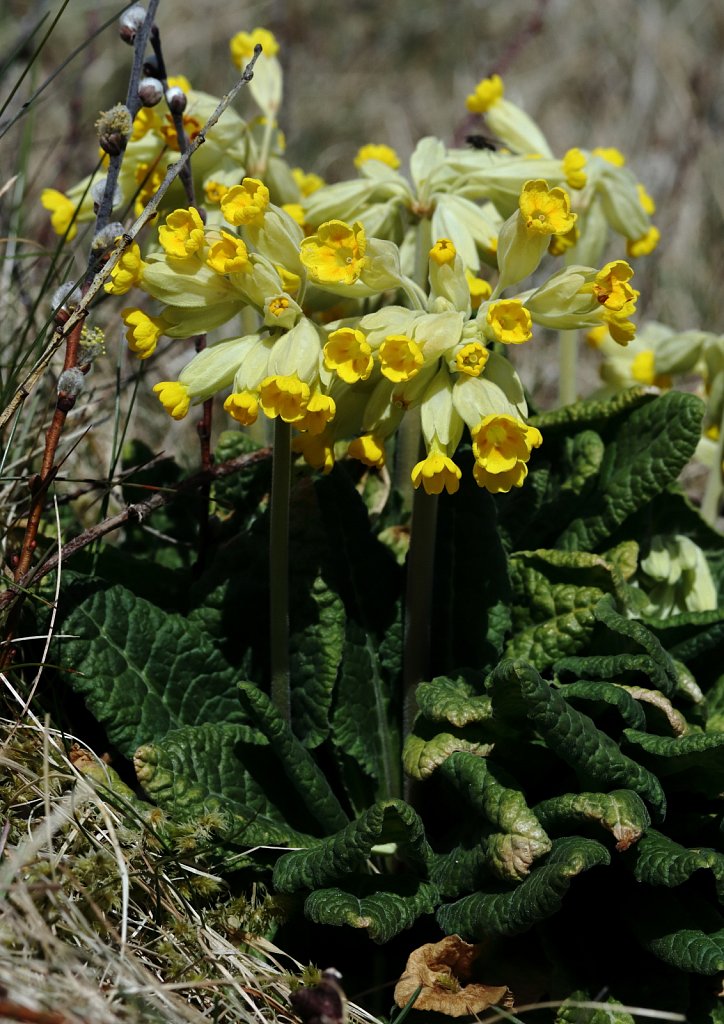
[701,404,724,526]
[558,329,578,406]
[269,418,291,723]
[403,481,439,739]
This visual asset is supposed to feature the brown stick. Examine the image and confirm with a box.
[0,447,271,613]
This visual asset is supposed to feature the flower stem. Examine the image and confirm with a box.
[701,404,724,526]
[269,417,292,723]
[558,329,578,406]
[403,481,438,739]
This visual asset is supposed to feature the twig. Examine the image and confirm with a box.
[0,43,262,434]
[0,447,271,613]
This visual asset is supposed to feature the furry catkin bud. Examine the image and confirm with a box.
[96,104,133,156]
[119,5,147,44]
[57,368,85,398]
[52,282,82,312]
[143,55,161,78]
[165,86,187,115]
[90,177,122,210]
[91,222,125,253]
[138,76,164,107]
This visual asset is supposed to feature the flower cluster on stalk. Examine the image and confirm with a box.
[43,34,663,497]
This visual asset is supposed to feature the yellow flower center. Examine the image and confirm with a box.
[486,300,533,344]
[455,342,489,377]
[379,335,424,383]
[299,220,367,286]
[519,180,576,237]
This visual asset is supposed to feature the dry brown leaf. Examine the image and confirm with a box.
[393,935,512,1017]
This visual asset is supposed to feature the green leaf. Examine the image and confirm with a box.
[57,580,246,758]
[439,751,551,881]
[303,876,438,943]
[273,799,431,893]
[402,729,494,781]
[506,549,629,671]
[623,728,724,795]
[635,891,724,974]
[330,621,400,804]
[437,836,610,939]
[490,660,667,820]
[212,430,270,513]
[556,391,704,551]
[430,843,489,899]
[238,683,349,834]
[627,828,724,892]
[290,575,345,748]
[558,681,647,731]
[556,992,635,1024]
[534,789,650,851]
[415,673,492,727]
[133,722,312,846]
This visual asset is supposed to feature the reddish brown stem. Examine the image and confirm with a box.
[13,311,86,583]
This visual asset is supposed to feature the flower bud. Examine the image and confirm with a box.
[138,76,164,107]
[90,177,123,210]
[119,5,147,44]
[57,368,85,398]
[91,222,125,253]
[52,281,82,312]
[165,87,187,115]
[96,104,132,156]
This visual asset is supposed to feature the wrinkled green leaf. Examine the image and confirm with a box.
[624,728,724,795]
[439,751,551,881]
[534,790,650,851]
[403,729,494,781]
[273,799,431,892]
[290,575,345,748]
[556,391,704,551]
[635,891,724,974]
[415,673,492,727]
[330,621,400,803]
[627,828,724,892]
[304,876,438,943]
[490,660,666,819]
[558,681,647,731]
[437,836,610,939]
[134,722,312,847]
[57,581,246,758]
[238,683,348,834]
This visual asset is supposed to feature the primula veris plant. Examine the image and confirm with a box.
[22,9,724,1023]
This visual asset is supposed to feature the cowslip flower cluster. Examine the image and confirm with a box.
[46,29,663,499]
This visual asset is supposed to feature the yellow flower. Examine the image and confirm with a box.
[131,106,159,141]
[348,434,386,468]
[637,183,656,216]
[296,392,336,435]
[221,178,270,227]
[454,342,489,377]
[519,180,576,237]
[299,220,367,286]
[292,167,324,196]
[121,307,167,359]
[282,202,306,227]
[592,146,626,166]
[429,238,456,266]
[473,460,529,493]
[259,374,310,422]
[465,74,504,114]
[293,432,335,473]
[206,230,251,274]
[104,242,147,295]
[324,327,373,383]
[592,261,636,312]
[379,335,424,383]
[133,161,165,216]
[159,113,202,152]
[158,207,205,258]
[604,300,638,346]
[563,148,587,189]
[486,300,533,344]
[627,225,660,258]
[224,391,259,425]
[167,75,192,93]
[548,224,579,256]
[204,180,229,204]
[471,414,542,474]
[411,452,462,495]
[153,381,191,420]
[276,265,302,295]
[41,188,78,240]
[230,27,279,67]
[465,271,492,310]
[354,143,401,170]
